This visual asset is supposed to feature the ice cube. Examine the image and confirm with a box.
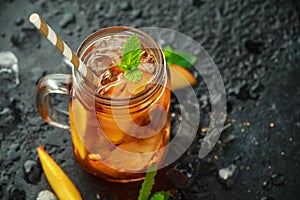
[100,66,123,85]
[141,50,155,63]
[94,36,124,49]
[94,38,110,48]
[87,46,122,75]
[88,54,114,75]
[0,51,19,90]
[138,63,156,74]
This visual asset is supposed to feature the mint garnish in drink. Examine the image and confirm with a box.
[117,34,143,82]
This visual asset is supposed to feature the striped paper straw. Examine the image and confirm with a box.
[29,13,99,86]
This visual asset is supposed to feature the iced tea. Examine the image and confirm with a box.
[69,27,170,182]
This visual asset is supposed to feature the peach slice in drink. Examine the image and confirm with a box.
[69,99,88,160]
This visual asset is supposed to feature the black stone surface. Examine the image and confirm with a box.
[0,0,299,199]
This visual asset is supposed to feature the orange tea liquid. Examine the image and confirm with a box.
[69,32,170,182]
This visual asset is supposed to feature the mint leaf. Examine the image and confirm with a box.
[117,34,143,82]
[118,34,142,71]
[150,193,164,200]
[150,192,170,200]
[124,69,143,83]
[163,45,197,69]
[138,163,157,200]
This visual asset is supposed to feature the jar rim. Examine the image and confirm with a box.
[74,26,166,106]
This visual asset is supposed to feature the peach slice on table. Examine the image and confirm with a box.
[37,146,82,200]
[169,64,197,90]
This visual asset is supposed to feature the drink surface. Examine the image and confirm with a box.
[84,35,158,98]
[70,32,170,182]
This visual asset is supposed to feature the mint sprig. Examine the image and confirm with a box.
[150,192,170,200]
[138,163,170,200]
[163,45,197,69]
[117,34,143,82]
[138,163,157,200]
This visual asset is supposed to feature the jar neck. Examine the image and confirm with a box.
[73,26,167,109]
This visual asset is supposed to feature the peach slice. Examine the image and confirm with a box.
[169,64,197,90]
[69,100,88,160]
[37,146,82,200]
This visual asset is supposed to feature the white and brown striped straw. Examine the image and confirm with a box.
[29,13,99,86]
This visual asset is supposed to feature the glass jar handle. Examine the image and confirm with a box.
[36,74,72,129]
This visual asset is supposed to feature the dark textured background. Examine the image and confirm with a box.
[0,0,299,199]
